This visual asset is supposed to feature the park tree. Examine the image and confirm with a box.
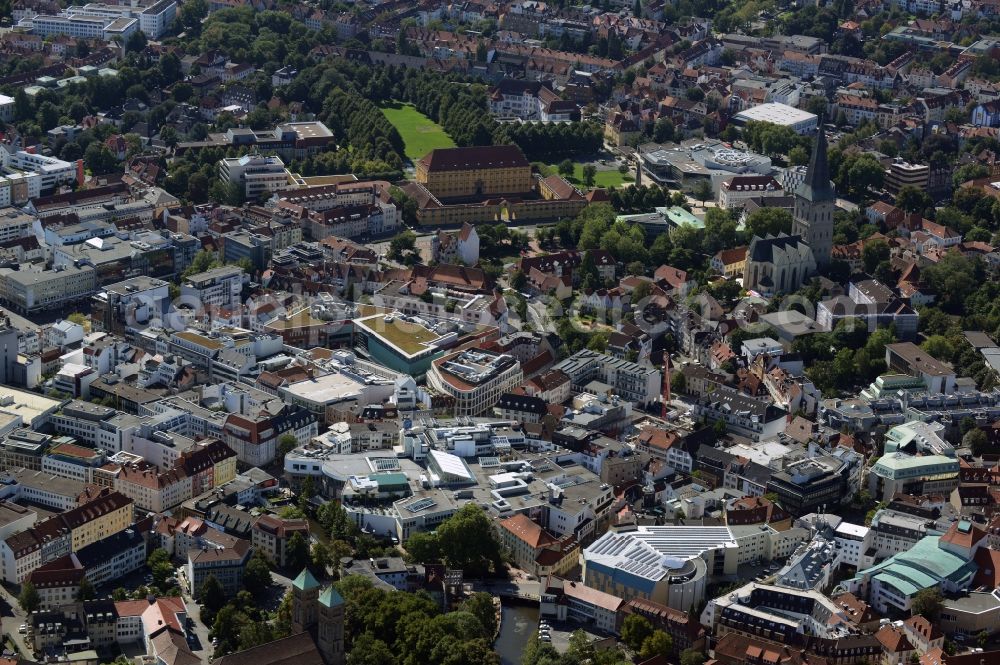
[198,574,226,615]
[653,117,674,143]
[788,145,809,167]
[347,634,396,665]
[311,540,332,573]
[681,648,707,665]
[745,208,793,238]
[911,588,944,620]
[277,434,297,464]
[462,592,498,636]
[19,581,39,613]
[435,504,504,574]
[693,179,713,203]
[621,614,655,652]
[924,253,979,313]
[244,549,273,595]
[77,577,95,601]
[964,428,989,456]
[285,532,310,572]
[640,631,673,660]
[148,548,174,588]
[896,185,933,214]
[582,164,597,187]
[862,240,890,274]
[84,143,118,175]
[388,230,418,262]
[406,531,442,563]
[558,159,575,178]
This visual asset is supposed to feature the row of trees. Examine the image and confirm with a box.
[498,122,604,161]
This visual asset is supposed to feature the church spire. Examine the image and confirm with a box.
[795,124,834,203]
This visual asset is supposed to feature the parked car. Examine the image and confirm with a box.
[18,625,27,634]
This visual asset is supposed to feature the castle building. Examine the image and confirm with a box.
[402,145,587,226]
[791,128,835,268]
[415,145,534,199]
[291,568,345,665]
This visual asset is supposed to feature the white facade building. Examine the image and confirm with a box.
[219,154,290,199]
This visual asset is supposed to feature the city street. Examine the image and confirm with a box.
[0,585,32,659]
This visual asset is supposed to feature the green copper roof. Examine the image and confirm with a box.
[319,585,344,608]
[292,568,320,591]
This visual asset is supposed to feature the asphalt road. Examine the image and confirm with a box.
[0,585,32,660]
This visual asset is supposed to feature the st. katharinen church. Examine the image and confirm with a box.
[745,127,835,296]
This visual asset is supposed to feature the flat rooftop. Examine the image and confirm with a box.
[0,388,64,427]
[282,371,369,405]
[886,342,954,377]
[355,315,442,357]
[733,103,817,126]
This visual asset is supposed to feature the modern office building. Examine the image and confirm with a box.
[884,159,930,195]
[844,527,979,614]
[180,266,245,310]
[90,276,172,335]
[0,264,97,314]
[20,12,138,41]
[765,456,852,515]
[427,348,523,417]
[219,154,290,200]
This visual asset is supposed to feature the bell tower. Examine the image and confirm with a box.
[291,568,320,634]
[791,125,836,268]
[317,586,346,665]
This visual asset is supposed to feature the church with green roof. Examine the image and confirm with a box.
[291,567,346,665]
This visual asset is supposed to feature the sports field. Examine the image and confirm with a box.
[380,102,456,162]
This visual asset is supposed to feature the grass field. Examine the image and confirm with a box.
[542,162,634,189]
[380,102,456,162]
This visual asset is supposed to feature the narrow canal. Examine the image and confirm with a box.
[495,604,540,665]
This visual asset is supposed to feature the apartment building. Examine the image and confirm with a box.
[90,276,171,336]
[41,442,105,483]
[1,148,77,192]
[553,349,661,407]
[187,539,252,597]
[252,515,309,567]
[0,489,132,583]
[717,176,784,209]
[98,439,237,512]
[0,172,42,207]
[0,208,37,243]
[76,526,147,585]
[1,469,90,512]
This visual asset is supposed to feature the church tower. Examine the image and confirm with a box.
[791,126,835,268]
[317,585,346,665]
[291,568,320,634]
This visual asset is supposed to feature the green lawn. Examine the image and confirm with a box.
[380,102,456,162]
[542,162,634,189]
